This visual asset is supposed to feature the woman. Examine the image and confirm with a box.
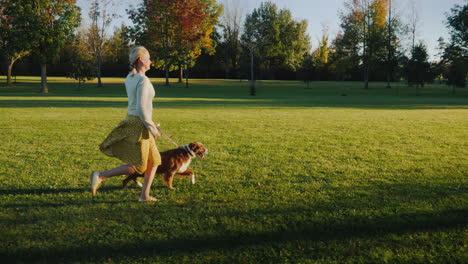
[91,46,161,202]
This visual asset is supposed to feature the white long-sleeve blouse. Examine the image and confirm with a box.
[125,73,158,136]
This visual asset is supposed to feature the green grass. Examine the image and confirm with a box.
[0,76,467,263]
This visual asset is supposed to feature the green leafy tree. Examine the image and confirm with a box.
[338,0,392,88]
[103,24,131,64]
[128,0,185,86]
[241,2,311,78]
[444,44,467,93]
[87,0,118,87]
[329,32,355,81]
[64,32,96,89]
[446,3,468,50]
[219,0,243,79]
[32,0,81,93]
[405,42,431,95]
[298,52,315,88]
[0,0,35,86]
[433,37,448,84]
[443,3,467,92]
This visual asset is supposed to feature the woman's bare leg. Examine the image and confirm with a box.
[99,165,136,180]
[91,165,136,196]
[139,165,158,201]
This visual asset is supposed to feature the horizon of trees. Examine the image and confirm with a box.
[0,0,466,93]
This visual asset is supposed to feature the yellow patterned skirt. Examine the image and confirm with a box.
[99,115,161,174]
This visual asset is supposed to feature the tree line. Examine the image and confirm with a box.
[0,0,466,94]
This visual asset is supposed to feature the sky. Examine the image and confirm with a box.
[76,0,466,61]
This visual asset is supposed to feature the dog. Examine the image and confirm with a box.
[123,142,208,189]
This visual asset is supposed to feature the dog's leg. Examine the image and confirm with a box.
[122,175,135,188]
[123,174,143,188]
[164,172,176,190]
[177,170,195,185]
[133,178,143,188]
[176,170,194,178]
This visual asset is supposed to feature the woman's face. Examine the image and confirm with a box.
[139,52,151,71]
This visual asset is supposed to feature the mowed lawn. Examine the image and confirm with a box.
[0,76,467,263]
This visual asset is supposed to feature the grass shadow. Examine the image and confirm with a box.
[3,208,465,263]
[2,181,466,262]
[0,97,467,110]
[1,78,467,110]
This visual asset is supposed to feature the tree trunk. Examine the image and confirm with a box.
[6,55,21,87]
[40,63,48,94]
[164,57,170,86]
[179,65,183,83]
[225,51,230,79]
[97,55,103,87]
[364,64,369,89]
[6,58,13,87]
[185,65,189,88]
[386,0,392,89]
[250,48,255,96]
[386,73,391,88]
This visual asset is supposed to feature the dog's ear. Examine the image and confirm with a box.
[189,142,197,151]
[189,142,204,153]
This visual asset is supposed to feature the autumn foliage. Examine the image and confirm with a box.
[129,0,222,84]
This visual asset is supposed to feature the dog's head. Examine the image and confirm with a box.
[188,142,208,159]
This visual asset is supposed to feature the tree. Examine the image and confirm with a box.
[445,45,467,93]
[128,0,221,87]
[445,3,467,51]
[219,0,243,79]
[0,0,35,86]
[433,37,448,84]
[32,0,81,93]
[241,2,311,82]
[104,24,131,64]
[407,0,421,51]
[312,25,331,81]
[128,0,176,86]
[442,3,467,92]
[299,52,314,88]
[386,0,392,88]
[64,32,96,89]
[240,5,260,95]
[173,0,223,88]
[329,32,356,81]
[338,0,391,89]
[405,42,431,95]
[87,0,118,87]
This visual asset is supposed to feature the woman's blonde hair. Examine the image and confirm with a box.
[129,46,149,76]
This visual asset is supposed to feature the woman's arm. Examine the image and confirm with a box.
[137,77,160,138]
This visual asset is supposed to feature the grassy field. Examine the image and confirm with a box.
[0,76,467,263]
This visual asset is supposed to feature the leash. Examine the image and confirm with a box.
[156,125,180,147]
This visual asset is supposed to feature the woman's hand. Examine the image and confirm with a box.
[153,129,161,139]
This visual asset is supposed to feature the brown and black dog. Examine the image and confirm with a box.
[123,142,208,189]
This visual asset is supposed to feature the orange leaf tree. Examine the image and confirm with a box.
[174,0,222,87]
[128,0,222,86]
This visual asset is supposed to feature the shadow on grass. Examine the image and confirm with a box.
[1,79,467,109]
[2,208,465,263]
[0,97,467,110]
[0,186,125,196]
[2,181,467,262]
